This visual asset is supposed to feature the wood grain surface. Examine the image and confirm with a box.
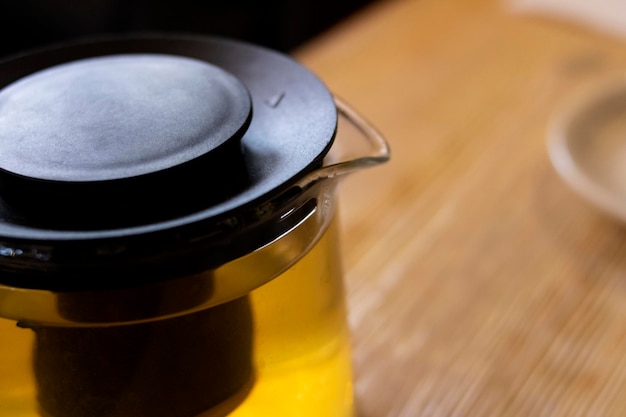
[294,0,626,415]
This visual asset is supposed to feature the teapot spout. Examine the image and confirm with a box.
[297,97,390,188]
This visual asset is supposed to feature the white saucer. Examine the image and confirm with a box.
[548,80,626,223]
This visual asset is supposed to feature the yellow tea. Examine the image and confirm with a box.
[0,218,353,417]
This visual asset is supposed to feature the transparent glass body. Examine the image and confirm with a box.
[0,216,354,417]
[0,97,390,417]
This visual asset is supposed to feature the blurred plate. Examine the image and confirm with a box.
[548,80,626,223]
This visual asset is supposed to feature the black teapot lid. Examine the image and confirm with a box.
[0,35,337,290]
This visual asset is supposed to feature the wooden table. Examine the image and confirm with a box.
[294,0,626,415]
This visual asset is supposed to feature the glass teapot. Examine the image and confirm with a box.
[0,36,389,417]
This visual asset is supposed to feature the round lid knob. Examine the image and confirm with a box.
[0,54,252,228]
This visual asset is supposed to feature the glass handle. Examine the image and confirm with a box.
[297,97,390,187]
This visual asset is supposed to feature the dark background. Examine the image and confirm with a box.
[0,0,374,59]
